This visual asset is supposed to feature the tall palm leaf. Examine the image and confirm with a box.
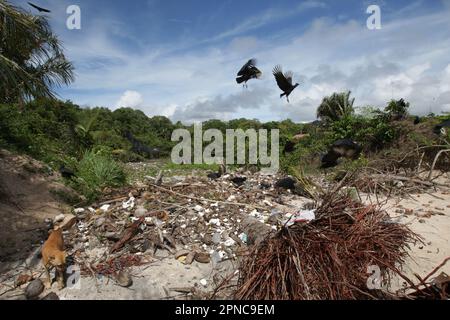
[0,0,74,104]
[317,91,355,123]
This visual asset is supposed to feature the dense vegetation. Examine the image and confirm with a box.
[1,1,449,203]
[1,94,449,202]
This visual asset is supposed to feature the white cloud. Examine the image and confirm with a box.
[115,90,143,108]
[55,2,450,122]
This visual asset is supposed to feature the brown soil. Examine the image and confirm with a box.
[0,149,80,269]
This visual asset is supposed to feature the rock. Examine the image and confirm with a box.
[194,205,203,212]
[25,279,44,299]
[53,214,65,223]
[74,208,85,214]
[418,219,426,224]
[59,214,77,230]
[202,234,213,245]
[41,292,59,300]
[194,252,211,264]
[94,217,106,228]
[15,274,33,287]
[134,206,148,218]
[116,270,133,287]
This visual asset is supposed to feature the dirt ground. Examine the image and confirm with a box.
[0,149,78,270]
[0,152,449,300]
[362,178,450,291]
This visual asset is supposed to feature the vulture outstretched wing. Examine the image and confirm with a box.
[284,71,293,85]
[28,2,51,13]
[273,65,292,92]
[238,59,257,76]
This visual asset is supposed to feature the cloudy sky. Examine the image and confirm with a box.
[12,0,450,123]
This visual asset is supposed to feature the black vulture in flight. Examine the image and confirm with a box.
[236,59,262,88]
[272,65,299,103]
[28,2,51,13]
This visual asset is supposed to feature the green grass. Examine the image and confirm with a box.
[69,150,126,201]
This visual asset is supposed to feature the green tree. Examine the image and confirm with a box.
[0,0,74,104]
[385,98,409,120]
[316,91,355,123]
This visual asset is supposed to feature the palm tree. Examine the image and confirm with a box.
[0,0,74,105]
[316,91,355,123]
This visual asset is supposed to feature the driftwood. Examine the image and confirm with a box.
[110,217,144,253]
[428,149,450,180]
[369,174,447,187]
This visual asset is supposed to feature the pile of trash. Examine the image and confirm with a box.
[58,171,316,281]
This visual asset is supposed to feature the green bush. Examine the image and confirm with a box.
[71,150,126,201]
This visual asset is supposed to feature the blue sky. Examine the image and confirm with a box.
[11,0,450,123]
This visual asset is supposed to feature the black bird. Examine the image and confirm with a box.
[274,177,296,190]
[230,176,247,186]
[273,65,299,103]
[207,164,226,180]
[413,116,421,125]
[28,2,51,13]
[59,165,75,179]
[321,139,362,169]
[236,59,262,88]
[433,120,450,136]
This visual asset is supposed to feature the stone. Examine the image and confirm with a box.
[25,279,44,299]
[194,252,211,264]
[116,270,133,287]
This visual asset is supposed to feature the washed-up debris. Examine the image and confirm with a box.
[57,170,326,287]
[15,273,33,287]
[110,217,144,254]
[194,252,211,264]
[283,210,316,227]
[25,279,44,299]
[235,193,418,300]
[396,257,450,300]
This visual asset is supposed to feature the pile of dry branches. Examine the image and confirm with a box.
[235,195,418,300]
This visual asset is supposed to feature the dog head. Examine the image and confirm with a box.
[48,251,66,272]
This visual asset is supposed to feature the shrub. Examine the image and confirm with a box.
[71,150,126,201]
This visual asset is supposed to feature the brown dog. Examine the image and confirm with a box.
[41,227,66,289]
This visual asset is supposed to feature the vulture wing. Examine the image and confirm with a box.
[238,58,257,76]
[250,66,262,79]
[28,2,51,13]
[284,71,293,85]
[273,65,292,92]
